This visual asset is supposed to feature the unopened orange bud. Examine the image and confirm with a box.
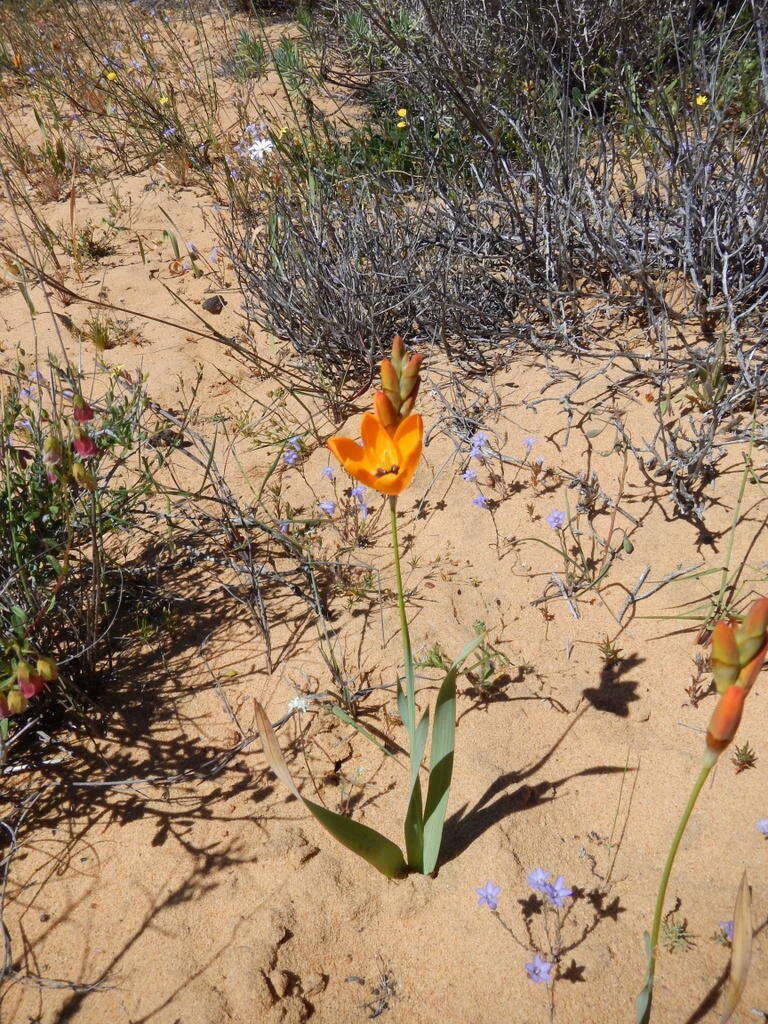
[735,597,768,665]
[373,391,398,432]
[400,353,423,398]
[379,358,400,410]
[738,640,768,693]
[706,684,747,754]
[710,621,740,694]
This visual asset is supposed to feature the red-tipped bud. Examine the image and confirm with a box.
[710,621,740,694]
[0,697,9,719]
[390,334,405,372]
[706,684,747,754]
[734,597,768,666]
[73,395,94,423]
[36,655,58,682]
[373,391,398,432]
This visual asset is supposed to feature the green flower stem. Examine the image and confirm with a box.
[645,752,716,1007]
[389,495,415,738]
[389,494,424,872]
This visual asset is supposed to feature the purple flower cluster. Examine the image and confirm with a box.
[318,500,336,516]
[527,868,572,908]
[349,483,370,519]
[282,436,301,466]
[469,431,489,460]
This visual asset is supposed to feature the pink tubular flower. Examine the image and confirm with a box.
[73,395,94,423]
[16,660,45,698]
[73,429,98,459]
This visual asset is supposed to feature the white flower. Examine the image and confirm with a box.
[287,695,311,713]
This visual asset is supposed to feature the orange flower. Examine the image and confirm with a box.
[328,412,423,496]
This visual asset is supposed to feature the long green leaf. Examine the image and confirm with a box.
[636,932,653,1024]
[329,704,391,754]
[422,634,483,874]
[404,709,428,871]
[254,701,406,878]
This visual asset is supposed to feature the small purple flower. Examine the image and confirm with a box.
[469,431,490,459]
[18,387,34,401]
[475,881,500,910]
[318,500,336,516]
[719,921,734,942]
[472,493,489,509]
[321,466,334,480]
[756,818,768,837]
[350,484,365,501]
[163,126,177,139]
[277,519,291,534]
[28,369,44,383]
[525,954,553,984]
[545,876,572,908]
[546,509,567,530]
[461,467,477,482]
[523,436,537,453]
[527,867,551,892]
[186,241,198,256]
[283,449,299,466]
[208,247,220,262]
[358,503,370,520]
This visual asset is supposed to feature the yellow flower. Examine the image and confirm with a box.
[106,71,117,81]
[522,79,535,95]
[397,108,407,117]
[159,95,169,105]
[397,120,407,129]
[695,93,708,107]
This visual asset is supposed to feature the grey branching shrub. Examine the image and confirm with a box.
[225,173,521,383]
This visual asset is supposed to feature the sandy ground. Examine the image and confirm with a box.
[1,10,767,1024]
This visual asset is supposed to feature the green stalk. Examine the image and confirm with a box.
[639,751,716,1023]
[389,495,415,738]
[389,494,423,871]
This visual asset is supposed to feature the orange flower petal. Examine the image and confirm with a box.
[328,436,364,465]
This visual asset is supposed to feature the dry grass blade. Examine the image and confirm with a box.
[253,699,301,800]
[720,870,752,1024]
